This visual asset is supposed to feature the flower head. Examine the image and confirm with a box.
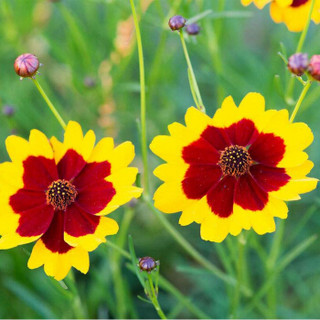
[0,121,142,280]
[150,93,317,242]
[241,0,320,32]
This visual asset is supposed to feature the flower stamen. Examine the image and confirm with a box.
[218,145,252,177]
[46,179,77,211]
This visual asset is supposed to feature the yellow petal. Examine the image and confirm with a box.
[28,239,89,281]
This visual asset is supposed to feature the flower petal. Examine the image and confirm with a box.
[28,239,89,281]
[64,204,119,251]
[206,176,236,218]
[235,174,268,211]
[182,137,220,165]
[250,164,290,192]
[182,165,221,199]
[249,132,286,167]
[57,149,86,181]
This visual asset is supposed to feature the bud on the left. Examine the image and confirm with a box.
[14,53,39,79]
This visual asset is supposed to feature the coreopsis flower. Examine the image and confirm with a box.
[150,93,317,242]
[0,121,142,280]
[241,0,320,32]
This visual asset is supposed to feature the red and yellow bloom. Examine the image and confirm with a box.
[0,121,142,280]
[241,0,320,32]
[150,93,317,242]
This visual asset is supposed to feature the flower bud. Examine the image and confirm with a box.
[2,105,15,117]
[186,23,200,35]
[138,256,159,273]
[308,55,320,81]
[168,15,186,31]
[83,76,96,88]
[287,53,308,76]
[14,53,39,79]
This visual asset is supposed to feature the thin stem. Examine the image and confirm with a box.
[147,274,167,319]
[230,234,245,318]
[129,0,149,196]
[144,197,252,297]
[64,271,86,319]
[179,30,205,112]
[285,0,315,103]
[289,80,313,122]
[111,208,134,318]
[32,78,66,130]
[105,239,131,259]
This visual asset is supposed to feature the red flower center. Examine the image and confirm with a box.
[290,0,309,7]
[218,145,252,177]
[46,179,78,211]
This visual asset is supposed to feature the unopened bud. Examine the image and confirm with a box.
[138,256,159,273]
[83,76,96,88]
[14,53,40,79]
[308,55,320,81]
[287,53,308,76]
[168,15,186,31]
[2,105,15,117]
[186,23,200,35]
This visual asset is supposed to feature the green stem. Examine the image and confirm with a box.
[205,19,225,106]
[230,234,245,318]
[64,271,86,319]
[243,234,317,316]
[285,0,315,104]
[144,198,252,297]
[32,78,66,130]
[179,30,205,112]
[111,208,134,318]
[147,274,167,319]
[289,79,312,122]
[129,0,149,197]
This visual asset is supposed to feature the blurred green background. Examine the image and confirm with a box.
[1,0,320,318]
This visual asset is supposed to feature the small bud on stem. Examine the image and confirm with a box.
[308,55,320,81]
[186,23,201,35]
[168,15,186,31]
[14,53,40,79]
[138,256,159,273]
[287,53,308,77]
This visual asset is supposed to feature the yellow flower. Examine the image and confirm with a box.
[242,0,320,32]
[150,93,317,243]
[0,121,142,280]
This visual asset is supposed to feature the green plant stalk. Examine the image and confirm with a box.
[147,273,167,319]
[289,79,313,122]
[243,234,317,316]
[230,235,246,318]
[129,0,149,197]
[64,271,86,319]
[179,30,205,112]
[57,2,93,72]
[205,19,225,105]
[265,220,285,317]
[145,198,252,297]
[111,208,135,318]
[32,78,66,130]
[285,0,315,103]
